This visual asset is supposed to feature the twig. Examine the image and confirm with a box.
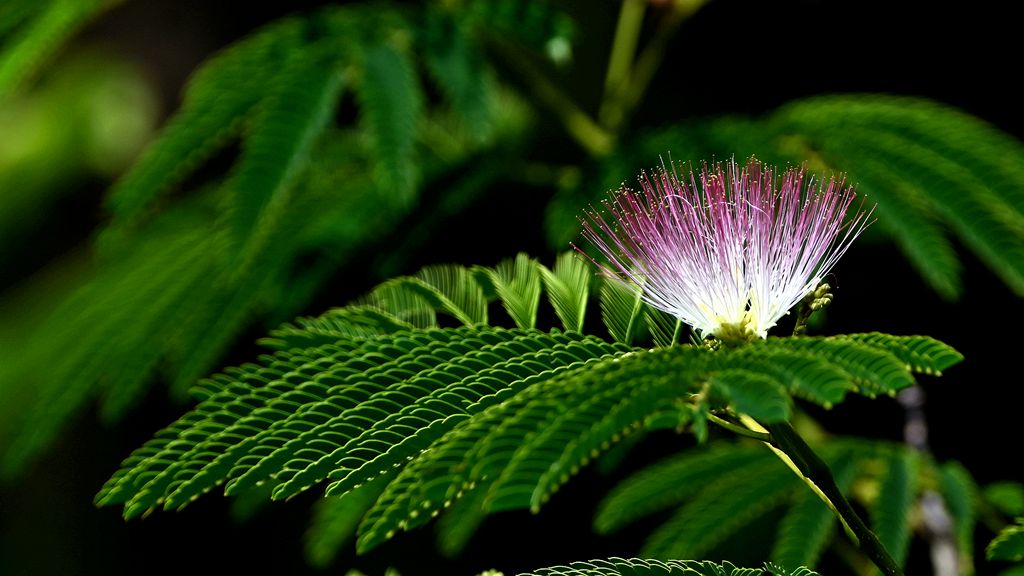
[764,421,906,576]
[599,0,647,128]
[898,386,959,576]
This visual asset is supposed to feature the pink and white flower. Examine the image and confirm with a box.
[579,158,873,340]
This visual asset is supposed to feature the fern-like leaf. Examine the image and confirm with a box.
[305,471,394,568]
[227,41,347,261]
[356,39,424,207]
[483,253,543,330]
[539,252,591,332]
[938,461,980,572]
[355,346,688,552]
[103,17,306,235]
[869,451,919,571]
[646,307,683,348]
[594,444,771,534]
[840,333,963,376]
[366,264,489,327]
[719,346,851,409]
[708,369,792,423]
[95,327,630,519]
[770,454,857,569]
[517,558,819,576]
[419,7,495,141]
[600,279,647,345]
[640,455,798,559]
[355,331,946,552]
[776,337,914,398]
[774,95,1024,296]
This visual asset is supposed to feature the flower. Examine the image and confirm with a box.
[578,157,873,340]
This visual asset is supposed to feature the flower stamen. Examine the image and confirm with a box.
[577,157,874,341]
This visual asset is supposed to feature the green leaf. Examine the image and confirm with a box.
[516,558,819,576]
[778,336,918,397]
[595,444,771,534]
[228,43,347,261]
[103,17,305,235]
[305,471,394,568]
[771,454,857,569]
[539,252,590,332]
[708,369,792,423]
[484,253,542,330]
[356,346,686,553]
[600,279,646,345]
[840,333,964,376]
[646,308,683,348]
[870,451,919,570]
[985,482,1024,517]
[356,40,424,207]
[640,455,798,559]
[368,264,489,327]
[261,306,415,350]
[94,326,629,519]
[419,7,494,141]
[774,95,1024,297]
[721,342,853,408]
[988,521,1024,562]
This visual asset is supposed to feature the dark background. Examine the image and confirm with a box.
[0,1,1020,574]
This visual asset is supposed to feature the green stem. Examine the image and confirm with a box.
[600,0,709,131]
[599,0,646,128]
[767,421,906,576]
[707,413,770,441]
[792,282,831,336]
[485,35,614,156]
[619,0,705,118]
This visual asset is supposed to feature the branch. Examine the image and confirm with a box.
[765,421,906,576]
[899,386,959,576]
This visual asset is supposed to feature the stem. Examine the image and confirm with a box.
[598,0,709,131]
[619,0,706,120]
[767,421,906,576]
[599,0,646,128]
[898,386,959,576]
[707,413,770,441]
[485,35,614,156]
[792,282,832,336]
[740,416,858,545]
